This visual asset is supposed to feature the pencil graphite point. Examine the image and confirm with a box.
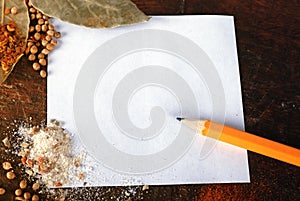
[176,117,184,121]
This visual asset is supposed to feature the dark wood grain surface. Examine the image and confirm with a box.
[1,0,299,200]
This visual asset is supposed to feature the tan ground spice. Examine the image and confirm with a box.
[0,21,25,72]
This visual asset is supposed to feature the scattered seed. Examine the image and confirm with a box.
[28,54,36,61]
[30,13,36,20]
[142,185,149,191]
[47,30,54,36]
[48,24,54,31]
[32,63,40,71]
[45,35,52,41]
[46,43,54,51]
[27,159,34,168]
[34,32,41,40]
[35,24,41,32]
[6,171,16,180]
[2,161,12,170]
[36,13,42,19]
[24,192,31,199]
[39,58,47,66]
[38,53,45,59]
[5,8,10,15]
[30,46,38,54]
[15,196,25,200]
[41,48,49,55]
[41,24,48,32]
[54,32,61,38]
[38,18,44,25]
[29,7,36,13]
[2,137,11,148]
[21,156,27,164]
[15,189,22,196]
[40,70,47,78]
[29,25,35,33]
[0,188,6,195]
[32,194,39,201]
[20,179,27,189]
[25,169,33,176]
[11,7,18,15]
[32,182,40,191]
[77,173,85,180]
[55,182,62,187]
[50,39,58,46]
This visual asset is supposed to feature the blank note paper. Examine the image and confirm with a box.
[48,16,250,187]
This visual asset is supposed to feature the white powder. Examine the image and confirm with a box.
[17,120,86,187]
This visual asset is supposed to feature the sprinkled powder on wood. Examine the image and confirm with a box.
[16,119,86,187]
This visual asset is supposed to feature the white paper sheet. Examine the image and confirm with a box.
[48,16,250,186]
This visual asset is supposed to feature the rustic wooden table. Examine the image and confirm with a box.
[1,0,299,200]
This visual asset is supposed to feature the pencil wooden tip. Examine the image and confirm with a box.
[176,117,184,121]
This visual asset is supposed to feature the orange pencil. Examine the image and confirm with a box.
[178,118,300,167]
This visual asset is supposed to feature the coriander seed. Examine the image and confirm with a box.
[2,161,12,170]
[27,41,34,48]
[39,58,47,66]
[35,25,41,32]
[48,24,54,31]
[41,24,48,32]
[45,35,52,41]
[28,54,36,61]
[38,18,44,25]
[54,32,61,38]
[51,39,58,46]
[34,32,41,40]
[30,13,36,20]
[6,171,16,180]
[36,13,42,19]
[0,188,6,195]
[32,62,40,71]
[29,25,35,32]
[29,7,36,13]
[32,194,39,201]
[11,7,18,15]
[15,189,22,196]
[41,48,49,55]
[47,30,54,36]
[46,43,54,51]
[32,183,40,191]
[40,70,47,78]
[20,179,27,189]
[24,192,31,200]
[38,53,45,59]
[41,39,48,47]
[30,46,38,54]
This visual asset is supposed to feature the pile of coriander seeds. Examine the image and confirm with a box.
[25,1,61,78]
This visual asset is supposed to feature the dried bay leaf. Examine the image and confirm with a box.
[0,0,30,84]
[30,0,150,28]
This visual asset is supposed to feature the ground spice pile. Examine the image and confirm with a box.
[17,120,86,188]
[0,21,25,72]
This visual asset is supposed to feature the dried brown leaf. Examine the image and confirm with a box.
[30,0,150,28]
[0,0,29,84]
